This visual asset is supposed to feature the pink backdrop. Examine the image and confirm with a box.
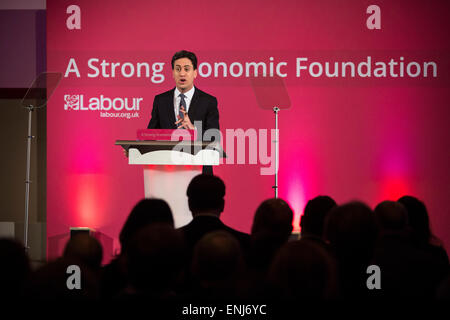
[47,0,450,263]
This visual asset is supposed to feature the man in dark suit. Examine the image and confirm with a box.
[147,50,219,136]
[179,174,250,256]
[147,50,219,174]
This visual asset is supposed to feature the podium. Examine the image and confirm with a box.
[115,140,224,227]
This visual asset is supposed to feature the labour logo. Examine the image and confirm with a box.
[64,94,83,110]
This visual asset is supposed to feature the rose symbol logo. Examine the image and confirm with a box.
[64,95,81,110]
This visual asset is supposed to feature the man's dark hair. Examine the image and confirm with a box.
[300,195,337,237]
[187,174,225,214]
[171,50,198,70]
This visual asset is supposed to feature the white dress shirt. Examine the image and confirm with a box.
[174,86,195,119]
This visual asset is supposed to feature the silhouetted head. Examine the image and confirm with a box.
[324,201,378,266]
[251,198,293,243]
[63,234,103,271]
[268,239,337,299]
[126,224,185,294]
[0,238,31,299]
[397,195,432,244]
[119,198,174,252]
[374,200,408,232]
[191,231,244,289]
[187,174,225,216]
[300,195,337,238]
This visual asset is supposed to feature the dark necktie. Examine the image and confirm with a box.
[177,93,186,128]
[179,93,186,120]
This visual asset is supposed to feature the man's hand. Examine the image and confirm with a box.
[175,106,195,129]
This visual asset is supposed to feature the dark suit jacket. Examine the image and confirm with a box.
[179,215,250,254]
[147,87,220,136]
[176,215,250,295]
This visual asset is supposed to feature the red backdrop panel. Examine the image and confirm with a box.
[47,0,450,262]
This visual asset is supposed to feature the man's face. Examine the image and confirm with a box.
[172,57,197,92]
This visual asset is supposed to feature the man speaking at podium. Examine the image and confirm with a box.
[147,50,219,134]
[147,50,220,174]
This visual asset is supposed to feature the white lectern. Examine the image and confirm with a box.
[115,140,223,228]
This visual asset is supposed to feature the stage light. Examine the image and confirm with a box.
[70,227,95,238]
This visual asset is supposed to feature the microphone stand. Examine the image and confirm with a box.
[23,104,35,251]
[21,72,62,251]
[273,106,280,198]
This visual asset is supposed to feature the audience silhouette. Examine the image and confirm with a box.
[250,198,294,268]
[101,198,174,298]
[1,175,448,302]
[179,174,250,257]
[398,195,449,266]
[300,195,337,252]
[118,224,185,300]
[190,231,246,300]
[324,201,379,298]
[28,257,100,300]
[267,239,337,299]
[63,233,103,275]
[0,238,31,300]
[372,200,447,298]
[243,198,293,298]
